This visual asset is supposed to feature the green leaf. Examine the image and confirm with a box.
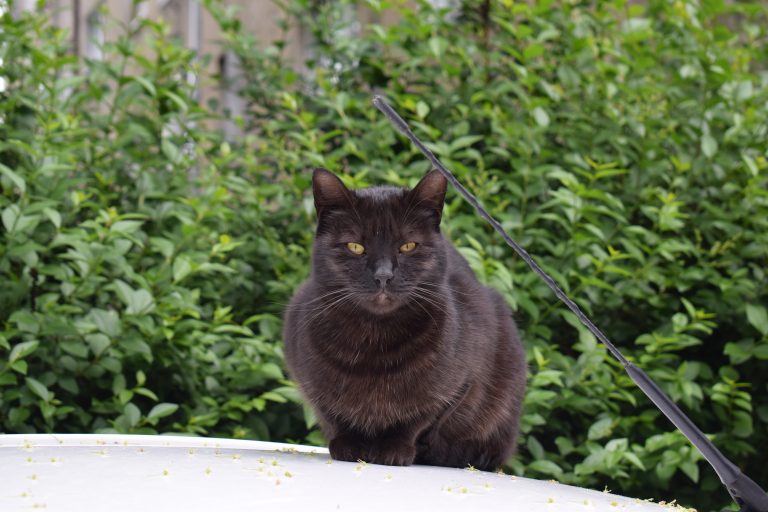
[260,362,285,380]
[173,255,193,283]
[10,360,28,375]
[623,452,646,470]
[9,340,40,362]
[134,387,159,401]
[680,461,700,483]
[701,134,718,158]
[0,163,26,195]
[588,417,614,440]
[132,75,157,96]
[161,138,181,164]
[114,281,155,315]
[124,403,141,427]
[60,340,89,358]
[526,436,545,460]
[162,89,188,113]
[88,309,121,337]
[271,386,302,403]
[127,289,154,314]
[533,107,550,128]
[0,372,18,386]
[746,304,768,336]
[528,460,564,477]
[2,204,20,232]
[26,377,50,402]
[43,207,62,229]
[428,36,447,58]
[110,220,143,234]
[523,43,544,60]
[450,135,483,152]
[86,334,111,357]
[118,389,134,404]
[148,402,179,421]
[416,101,429,119]
[260,391,287,403]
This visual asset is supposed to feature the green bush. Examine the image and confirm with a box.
[2,1,768,510]
[212,0,768,508]
[0,7,304,441]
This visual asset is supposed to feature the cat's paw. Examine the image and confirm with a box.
[329,435,416,466]
[328,437,365,463]
[366,442,416,466]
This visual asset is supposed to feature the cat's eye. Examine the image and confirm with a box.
[400,242,417,253]
[346,242,365,255]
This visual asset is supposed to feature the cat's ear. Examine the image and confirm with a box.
[313,168,353,214]
[409,169,447,221]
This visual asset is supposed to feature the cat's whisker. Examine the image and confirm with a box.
[409,290,448,313]
[416,284,472,305]
[295,291,357,332]
[406,294,438,325]
[410,285,465,308]
[419,281,475,297]
[289,289,350,312]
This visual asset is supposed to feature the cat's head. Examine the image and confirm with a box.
[311,168,448,315]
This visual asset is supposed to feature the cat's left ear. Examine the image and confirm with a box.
[313,168,354,215]
[409,169,447,222]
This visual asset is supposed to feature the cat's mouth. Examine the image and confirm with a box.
[367,290,400,313]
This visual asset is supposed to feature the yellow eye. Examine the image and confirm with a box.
[346,242,365,255]
[400,242,417,253]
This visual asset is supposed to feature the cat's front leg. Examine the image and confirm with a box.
[329,429,417,466]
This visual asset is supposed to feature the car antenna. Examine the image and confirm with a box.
[373,94,768,512]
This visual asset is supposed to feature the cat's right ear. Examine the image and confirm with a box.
[313,168,353,215]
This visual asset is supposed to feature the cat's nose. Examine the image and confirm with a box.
[374,261,394,289]
[374,271,394,289]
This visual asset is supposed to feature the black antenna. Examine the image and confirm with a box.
[373,95,768,512]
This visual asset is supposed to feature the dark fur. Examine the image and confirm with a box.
[283,168,527,471]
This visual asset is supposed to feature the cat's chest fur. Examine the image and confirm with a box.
[297,305,460,432]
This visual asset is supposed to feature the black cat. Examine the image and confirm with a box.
[283,168,527,470]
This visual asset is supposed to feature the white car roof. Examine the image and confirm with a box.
[0,434,689,511]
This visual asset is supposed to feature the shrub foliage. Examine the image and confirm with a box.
[1,1,767,509]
